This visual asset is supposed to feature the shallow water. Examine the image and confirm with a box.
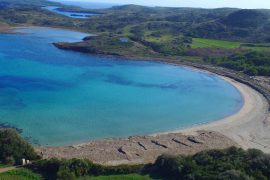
[0,27,243,146]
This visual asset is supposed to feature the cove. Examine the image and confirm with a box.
[0,27,243,146]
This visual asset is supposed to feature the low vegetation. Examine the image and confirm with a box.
[146,147,270,180]
[191,38,241,49]
[0,129,40,165]
[29,158,144,180]
[204,51,270,76]
[191,38,270,52]
[78,174,154,180]
[55,34,158,57]
[0,168,41,180]
[2,146,270,180]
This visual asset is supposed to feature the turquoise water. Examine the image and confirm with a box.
[44,6,99,19]
[0,27,243,146]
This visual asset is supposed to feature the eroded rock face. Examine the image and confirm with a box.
[36,131,237,165]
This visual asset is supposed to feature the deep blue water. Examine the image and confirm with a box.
[0,27,243,146]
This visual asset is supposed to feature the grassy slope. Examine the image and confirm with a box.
[0,169,41,180]
[242,44,270,52]
[1,3,270,56]
[192,38,270,52]
[191,38,241,49]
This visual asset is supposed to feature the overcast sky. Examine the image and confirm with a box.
[57,0,270,9]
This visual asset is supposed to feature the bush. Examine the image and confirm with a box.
[204,51,270,76]
[57,167,76,180]
[147,147,270,180]
[66,159,91,177]
[4,156,15,165]
[0,129,41,165]
[30,158,144,179]
[218,170,252,180]
[26,147,270,180]
[31,158,62,176]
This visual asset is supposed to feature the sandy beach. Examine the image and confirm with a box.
[168,76,270,152]
[36,73,270,164]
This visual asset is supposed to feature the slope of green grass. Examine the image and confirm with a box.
[79,174,155,180]
[192,38,270,52]
[241,43,270,52]
[0,169,41,180]
[191,38,241,49]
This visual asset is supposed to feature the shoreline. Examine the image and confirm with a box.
[2,25,269,163]
[152,76,246,135]
[36,67,270,165]
[33,26,270,164]
[153,76,270,151]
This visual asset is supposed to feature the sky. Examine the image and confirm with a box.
[57,0,270,9]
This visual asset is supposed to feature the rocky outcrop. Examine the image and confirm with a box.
[53,41,121,56]
[53,42,99,54]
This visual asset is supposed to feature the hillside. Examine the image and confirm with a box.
[79,5,270,42]
[1,2,270,42]
[0,0,58,6]
[0,1,270,77]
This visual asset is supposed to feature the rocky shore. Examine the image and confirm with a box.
[36,131,237,165]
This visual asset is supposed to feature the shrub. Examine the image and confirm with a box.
[66,159,90,177]
[57,167,76,180]
[30,158,144,179]
[218,170,252,180]
[147,147,270,180]
[0,129,40,165]
[204,51,270,76]
[4,156,15,165]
